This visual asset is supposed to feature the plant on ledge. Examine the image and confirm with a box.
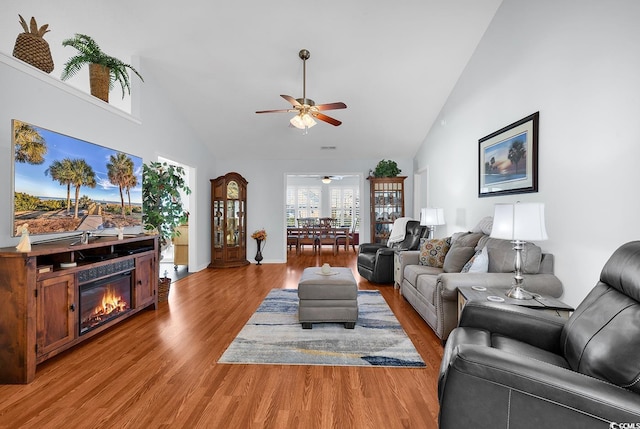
[142,161,191,249]
[60,33,144,102]
[373,159,401,178]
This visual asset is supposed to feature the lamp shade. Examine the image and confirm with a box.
[490,202,548,241]
[290,113,316,129]
[420,208,445,226]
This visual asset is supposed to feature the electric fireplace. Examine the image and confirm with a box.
[79,272,132,335]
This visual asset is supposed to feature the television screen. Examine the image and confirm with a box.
[12,119,144,237]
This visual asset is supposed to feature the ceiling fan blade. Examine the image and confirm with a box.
[313,112,342,126]
[256,108,296,114]
[314,102,347,111]
[281,95,302,107]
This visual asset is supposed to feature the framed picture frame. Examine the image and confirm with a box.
[478,112,539,198]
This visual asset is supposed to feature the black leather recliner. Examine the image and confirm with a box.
[357,220,424,284]
[438,241,640,428]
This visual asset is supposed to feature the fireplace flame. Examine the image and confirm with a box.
[93,286,129,319]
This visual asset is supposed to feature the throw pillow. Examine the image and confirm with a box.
[461,248,479,273]
[443,232,484,273]
[471,216,493,235]
[418,237,450,268]
[467,246,489,273]
[461,247,489,273]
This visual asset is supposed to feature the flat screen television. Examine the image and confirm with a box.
[12,119,144,237]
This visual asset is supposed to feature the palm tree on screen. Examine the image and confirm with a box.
[123,171,138,215]
[69,159,97,218]
[14,120,47,165]
[107,152,135,217]
[45,158,74,213]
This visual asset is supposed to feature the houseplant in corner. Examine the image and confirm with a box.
[142,161,191,301]
[60,33,143,103]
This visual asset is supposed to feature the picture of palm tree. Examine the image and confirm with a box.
[483,131,529,185]
[12,120,143,236]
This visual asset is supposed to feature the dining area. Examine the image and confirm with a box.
[287,217,358,255]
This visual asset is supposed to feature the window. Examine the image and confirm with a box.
[330,187,360,229]
[286,186,321,226]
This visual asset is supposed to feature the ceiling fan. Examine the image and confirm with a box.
[256,49,347,129]
[321,175,343,184]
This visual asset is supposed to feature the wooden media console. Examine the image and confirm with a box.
[0,234,159,384]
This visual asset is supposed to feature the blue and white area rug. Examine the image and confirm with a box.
[218,289,426,368]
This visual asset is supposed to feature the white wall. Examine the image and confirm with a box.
[216,158,414,263]
[414,0,640,306]
[0,54,216,272]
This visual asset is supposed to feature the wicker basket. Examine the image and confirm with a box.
[158,277,171,303]
[89,63,110,102]
[13,33,54,73]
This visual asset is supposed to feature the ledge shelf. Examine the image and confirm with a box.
[1,51,141,124]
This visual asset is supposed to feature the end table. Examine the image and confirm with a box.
[457,285,574,322]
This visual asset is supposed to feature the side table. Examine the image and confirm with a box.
[457,285,574,322]
[393,250,403,290]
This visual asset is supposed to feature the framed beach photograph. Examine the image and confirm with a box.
[478,112,539,198]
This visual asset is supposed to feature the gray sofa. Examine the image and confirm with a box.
[398,230,564,341]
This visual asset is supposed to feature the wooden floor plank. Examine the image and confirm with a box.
[0,249,443,428]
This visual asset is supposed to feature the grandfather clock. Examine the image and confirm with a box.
[209,172,249,268]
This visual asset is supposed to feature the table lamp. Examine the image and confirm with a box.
[420,208,445,239]
[490,202,548,300]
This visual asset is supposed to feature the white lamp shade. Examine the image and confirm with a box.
[490,202,548,241]
[290,113,317,129]
[420,208,445,226]
[302,113,316,128]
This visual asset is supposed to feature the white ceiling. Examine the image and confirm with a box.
[5,0,503,160]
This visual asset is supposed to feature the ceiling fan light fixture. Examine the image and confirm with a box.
[290,113,316,129]
[302,113,316,128]
[257,49,346,128]
[322,176,332,184]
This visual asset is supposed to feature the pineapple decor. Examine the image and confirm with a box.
[12,15,54,73]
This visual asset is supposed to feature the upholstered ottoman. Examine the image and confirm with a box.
[297,267,358,329]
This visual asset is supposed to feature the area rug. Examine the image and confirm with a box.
[218,288,426,368]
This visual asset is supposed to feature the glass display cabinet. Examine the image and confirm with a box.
[209,172,249,268]
[368,176,406,244]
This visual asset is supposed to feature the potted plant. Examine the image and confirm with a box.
[373,159,401,178]
[60,33,143,102]
[142,161,190,302]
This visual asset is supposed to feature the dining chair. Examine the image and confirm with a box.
[317,225,338,255]
[318,217,336,228]
[336,218,358,252]
[287,228,299,251]
[297,225,318,254]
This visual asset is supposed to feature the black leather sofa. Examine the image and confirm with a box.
[357,220,424,283]
[438,240,640,428]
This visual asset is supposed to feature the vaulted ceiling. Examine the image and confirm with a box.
[5,0,503,160]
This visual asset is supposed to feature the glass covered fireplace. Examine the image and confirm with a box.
[79,272,132,335]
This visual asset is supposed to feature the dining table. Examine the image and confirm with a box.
[287,226,350,254]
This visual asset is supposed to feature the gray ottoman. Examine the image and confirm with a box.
[297,267,358,329]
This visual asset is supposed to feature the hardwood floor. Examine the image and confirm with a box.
[0,248,443,429]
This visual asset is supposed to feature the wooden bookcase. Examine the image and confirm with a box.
[368,176,407,244]
[0,234,158,384]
